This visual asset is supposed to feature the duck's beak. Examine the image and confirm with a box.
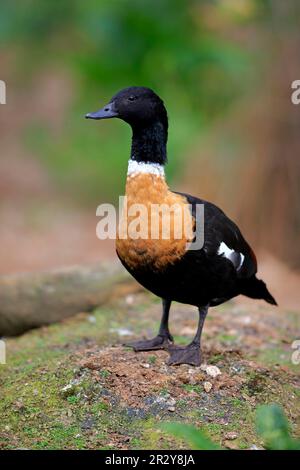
[85,101,118,120]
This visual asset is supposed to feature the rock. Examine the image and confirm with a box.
[61,383,76,397]
[230,364,244,374]
[206,365,221,377]
[166,397,176,407]
[81,417,95,430]
[0,262,136,337]
[224,440,239,449]
[201,364,221,378]
[168,406,175,412]
[224,431,238,440]
[60,377,83,397]
[109,327,133,337]
[240,316,251,325]
[204,381,212,393]
[140,363,150,369]
[156,396,166,404]
[125,295,134,305]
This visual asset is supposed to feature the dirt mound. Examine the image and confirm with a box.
[79,344,298,421]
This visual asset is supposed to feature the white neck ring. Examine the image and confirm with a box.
[127,160,165,177]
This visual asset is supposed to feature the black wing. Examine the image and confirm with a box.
[177,191,257,279]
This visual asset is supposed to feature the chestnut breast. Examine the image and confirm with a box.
[116,173,194,271]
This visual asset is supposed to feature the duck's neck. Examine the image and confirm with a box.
[130,121,167,166]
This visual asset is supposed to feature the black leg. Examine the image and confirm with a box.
[167,304,209,366]
[125,298,173,351]
[159,298,173,338]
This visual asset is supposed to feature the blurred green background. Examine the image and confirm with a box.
[0,0,299,298]
[1,0,257,200]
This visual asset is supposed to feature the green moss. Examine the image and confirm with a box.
[100,369,111,378]
[1,293,299,450]
[67,396,79,405]
[159,388,171,397]
[181,384,202,394]
[217,333,238,344]
[173,335,189,345]
[139,419,185,450]
[209,353,225,364]
[148,355,157,364]
[91,401,109,413]
[257,346,299,372]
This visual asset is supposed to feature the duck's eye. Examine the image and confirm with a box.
[128,96,136,102]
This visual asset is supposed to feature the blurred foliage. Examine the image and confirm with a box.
[162,422,221,450]
[0,0,275,202]
[163,404,300,450]
[256,404,300,450]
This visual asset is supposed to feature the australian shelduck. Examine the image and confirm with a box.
[86,86,277,366]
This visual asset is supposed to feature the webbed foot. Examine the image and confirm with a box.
[125,334,173,352]
[167,342,201,366]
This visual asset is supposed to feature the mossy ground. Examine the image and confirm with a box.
[0,292,299,449]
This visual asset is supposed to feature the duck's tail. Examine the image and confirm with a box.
[239,275,277,306]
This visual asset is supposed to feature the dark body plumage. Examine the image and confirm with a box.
[117,193,276,308]
[86,86,277,366]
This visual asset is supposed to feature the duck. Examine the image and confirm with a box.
[86,86,277,366]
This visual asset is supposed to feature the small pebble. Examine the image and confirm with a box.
[204,381,212,393]
[168,406,175,412]
[224,431,238,440]
[61,384,76,397]
[224,440,239,449]
[125,295,134,305]
[141,363,150,369]
[202,365,221,378]
[110,328,133,337]
[166,397,176,407]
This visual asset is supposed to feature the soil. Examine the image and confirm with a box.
[0,290,299,450]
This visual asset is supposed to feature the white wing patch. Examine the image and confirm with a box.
[218,241,244,271]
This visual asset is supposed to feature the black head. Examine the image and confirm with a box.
[86,87,168,164]
[86,86,168,130]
